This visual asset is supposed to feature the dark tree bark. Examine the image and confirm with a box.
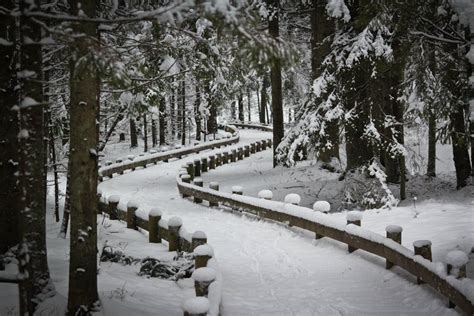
[159,97,167,145]
[450,104,471,188]
[170,85,176,139]
[230,100,237,121]
[268,0,284,167]
[247,88,252,122]
[143,114,148,152]
[206,82,217,135]
[99,112,123,151]
[238,93,244,122]
[151,119,157,147]
[180,77,186,145]
[17,0,52,313]
[427,111,437,177]
[311,0,339,164]
[130,118,138,148]
[259,76,268,124]
[195,84,202,141]
[48,110,60,222]
[0,0,20,255]
[67,0,100,313]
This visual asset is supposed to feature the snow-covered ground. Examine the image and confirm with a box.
[97,128,470,315]
[2,128,471,315]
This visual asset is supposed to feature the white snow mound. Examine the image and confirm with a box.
[284,193,301,205]
[183,297,210,314]
[258,190,273,200]
[446,250,469,267]
[168,216,183,227]
[149,208,162,217]
[386,225,403,234]
[194,244,214,257]
[192,267,217,282]
[313,201,331,213]
[346,211,363,222]
[108,195,120,203]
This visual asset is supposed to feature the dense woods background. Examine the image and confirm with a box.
[0,0,472,315]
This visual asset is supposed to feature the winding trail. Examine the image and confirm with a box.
[99,129,456,315]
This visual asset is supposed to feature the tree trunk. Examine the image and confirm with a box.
[170,85,176,139]
[238,93,244,122]
[67,0,100,313]
[230,100,237,121]
[195,84,202,141]
[48,110,60,222]
[0,0,20,255]
[130,118,138,148]
[18,0,52,313]
[311,0,339,164]
[58,171,71,238]
[206,82,217,135]
[247,88,252,122]
[143,114,148,152]
[99,112,123,151]
[159,97,166,145]
[181,77,186,145]
[268,0,284,167]
[151,119,157,147]
[427,111,436,177]
[260,76,268,124]
[450,104,472,188]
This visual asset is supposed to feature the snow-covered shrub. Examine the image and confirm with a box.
[343,160,398,210]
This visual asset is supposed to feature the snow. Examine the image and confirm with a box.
[194,244,214,257]
[326,0,351,22]
[386,225,403,234]
[284,193,301,205]
[258,189,273,200]
[231,185,243,193]
[446,250,469,268]
[182,297,210,314]
[413,240,432,248]
[192,267,216,283]
[192,231,207,239]
[94,128,471,315]
[127,199,139,209]
[149,208,162,217]
[313,201,331,213]
[168,216,183,227]
[346,211,363,222]
[108,195,120,203]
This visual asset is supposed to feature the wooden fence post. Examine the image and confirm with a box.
[230,149,236,162]
[194,244,214,269]
[244,145,250,157]
[149,208,162,243]
[209,182,219,207]
[186,161,195,180]
[232,186,243,195]
[209,155,216,169]
[107,195,120,220]
[222,152,228,164]
[201,157,208,173]
[346,211,362,253]
[193,178,203,203]
[256,141,261,152]
[168,217,183,252]
[250,143,255,153]
[446,250,469,309]
[216,153,222,167]
[413,240,432,284]
[126,201,138,229]
[192,267,216,297]
[194,159,201,177]
[385,225,402,269]
[192,231,207,250]
[237,147,243,160]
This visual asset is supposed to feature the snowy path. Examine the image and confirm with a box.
[99,129,457,315]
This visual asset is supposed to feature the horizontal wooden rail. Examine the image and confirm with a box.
[99,125,239,178]
[230,121,273,132]
[175,124,474,315]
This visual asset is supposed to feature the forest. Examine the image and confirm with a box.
[0,0,473,315]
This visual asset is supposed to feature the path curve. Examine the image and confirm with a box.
[99,128,456,315]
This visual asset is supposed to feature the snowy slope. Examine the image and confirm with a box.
[98,129,464,315]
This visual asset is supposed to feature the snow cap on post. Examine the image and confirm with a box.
[284,193,301,205]
[149,208,162,217]
[194,244,214,257]
[193,231,207,239]
[385,225,403,234]
[313,201,330,213]
[108,195,120,204]
[258,189,273,200]
[346,211,363,222]
[168,216,183,227]
[231,185,243,195]
[183,297,210,315]
[127,199,139,209]
[445,250,468,268]
[192,267,216,283]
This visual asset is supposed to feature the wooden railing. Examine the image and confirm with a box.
[175,125,474,315]
[99,124,239,179]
